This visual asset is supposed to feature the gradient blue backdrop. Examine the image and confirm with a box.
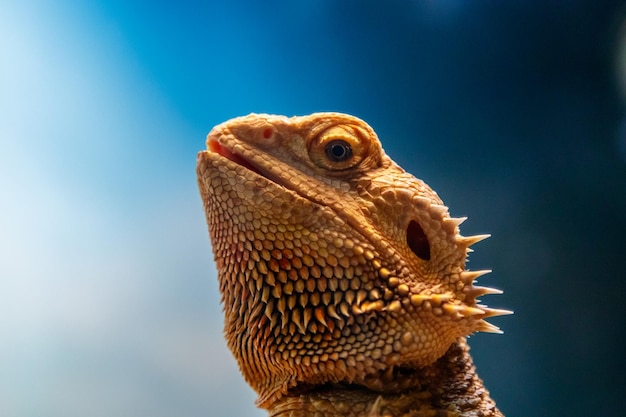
[2,1,625,416]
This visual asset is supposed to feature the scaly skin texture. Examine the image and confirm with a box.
[197,113,511,416]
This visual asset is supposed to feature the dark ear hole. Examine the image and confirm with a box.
[407,220,431,261]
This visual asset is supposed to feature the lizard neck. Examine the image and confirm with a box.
[267,338,503,417]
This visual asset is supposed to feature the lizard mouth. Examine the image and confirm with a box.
[208,139,266,177]
[206,137,307,199]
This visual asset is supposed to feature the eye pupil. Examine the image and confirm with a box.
[325,140,352,162]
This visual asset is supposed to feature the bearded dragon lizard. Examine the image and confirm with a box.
[197,112,511,417]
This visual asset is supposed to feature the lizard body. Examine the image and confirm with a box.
[196,113,511,416]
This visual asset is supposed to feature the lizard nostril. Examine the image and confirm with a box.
[407,220,431,261]
[262,127,274,139]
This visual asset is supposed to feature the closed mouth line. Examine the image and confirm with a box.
[208,138,266,178]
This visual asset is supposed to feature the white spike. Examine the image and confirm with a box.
[477,320,503,334]
[447,216,467,226]
[481,307,514,319]
[460,306,487,317]
[459,234,491,247]
[460,269,492,284]
[469,286,503,296]
[443,216,467,233]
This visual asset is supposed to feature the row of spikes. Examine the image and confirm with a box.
[413,197,513,334]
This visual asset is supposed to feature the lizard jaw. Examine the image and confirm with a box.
[205,133,314,201]
[207,137,266,178]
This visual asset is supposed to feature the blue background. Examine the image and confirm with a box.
[2,1,625,416]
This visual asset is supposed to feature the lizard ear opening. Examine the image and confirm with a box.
[407,220,431,261]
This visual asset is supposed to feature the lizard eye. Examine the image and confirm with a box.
[325,140,353,162]
[309,125,366,171]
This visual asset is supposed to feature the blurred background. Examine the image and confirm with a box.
[2,1,625,416]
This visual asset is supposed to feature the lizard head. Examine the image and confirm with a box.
[197,112,510,408]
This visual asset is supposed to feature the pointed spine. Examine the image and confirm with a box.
[460,269,492,284]
[458,234,491,248]
[480,307,514,318]
[443,216,467,233]
[476,320,503,334]
[466,286,503,297]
